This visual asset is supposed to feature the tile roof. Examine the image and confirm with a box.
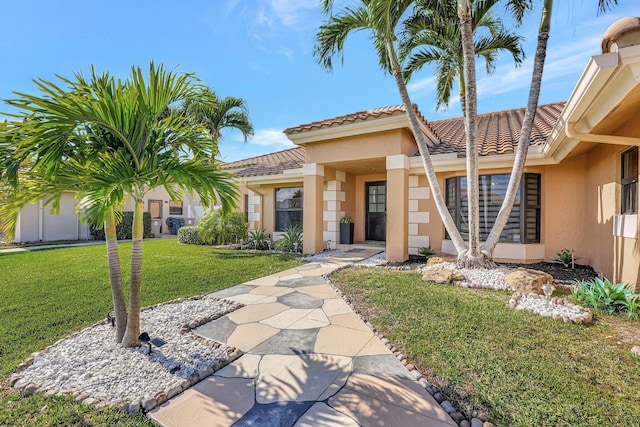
[427,102,565,157]
[223,147,305,177]
[226,102,566,177]
[283,105,438,137]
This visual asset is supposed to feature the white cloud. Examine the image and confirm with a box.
[265,0,318,27]
[244,128,296,149]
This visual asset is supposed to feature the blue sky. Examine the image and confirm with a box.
[0,1,636,161]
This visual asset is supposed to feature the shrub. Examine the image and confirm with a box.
[274,225,303,253]
[177,226,203,245]
[340,216,353,224]
[572,277,639,316]
[247,228,271,250]
[551,248,581,268]
[197,209,247,245]
[90,212,152,240]
[419,245,437,258]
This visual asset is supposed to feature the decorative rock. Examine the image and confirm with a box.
[631,346,640,356]
[460,420,471,427]
[166,385,182,399]
[511,293,592,324]
[380,338,390,345]
[401,359,408,366]
[75,392,90,402]
[441,400,456,414]
[397,354,404,361]
[426,256,445,266]
[471,419,484,427]
[406,363,415,371]
[422,265,465,285]
[128,401,141,413]
[433,392,445,403]
[483,422,496,427]
[418,378,432,389]
[504,268,553,294]
[23,383,39,397]
[141,397,158,411]
[410,370,422,381]
[44,389,57,397]
[9,375,22,387]
[449,412,465,423]
[13,378,29,390]
[83,398,98,406]
[155,392,168,406]
[119,402,130,412]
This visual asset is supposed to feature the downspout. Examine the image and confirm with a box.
[38,200,43,241]
[566,122,640,146]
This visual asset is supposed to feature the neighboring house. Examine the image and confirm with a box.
[225,18,640,290]
[12,189,202,243]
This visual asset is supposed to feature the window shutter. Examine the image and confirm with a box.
[521,174,541,244]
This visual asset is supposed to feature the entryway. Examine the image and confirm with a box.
[365,181,386,241]
[149,200,163,234]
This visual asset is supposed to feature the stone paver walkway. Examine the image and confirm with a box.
[150,249,456,427]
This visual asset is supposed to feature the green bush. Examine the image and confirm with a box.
[197,209,247,245]
[247,228,271,250]
[90,212,152,240]
[551,248,581,267]
[274,225,303,253]
[419,245,437,258]
[572,277,639,316]
[177,226,203,245]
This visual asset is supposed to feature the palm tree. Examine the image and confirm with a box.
[402,0,524,113]
[455,0,618,259]
[0,63,239,347]
[315,0,468,262]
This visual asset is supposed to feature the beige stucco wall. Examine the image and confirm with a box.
[585,144,640,288]
[305,129,416,165]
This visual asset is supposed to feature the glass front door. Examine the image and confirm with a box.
[365,182,386,241]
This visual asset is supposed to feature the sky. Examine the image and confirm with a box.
[0,1,637,162]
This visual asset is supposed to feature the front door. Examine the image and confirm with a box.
[365,181,386,241]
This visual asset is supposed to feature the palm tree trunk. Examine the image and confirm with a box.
[482,0,552,255]
[121,196,144,347]
[458,0,490,268]
[387,42,467,253]
[105,208,127,342]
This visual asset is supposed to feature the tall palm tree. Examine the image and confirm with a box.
[0,63,239,347]
[457,0,618,258]
[402,0,524,113]
[315,0,468,262]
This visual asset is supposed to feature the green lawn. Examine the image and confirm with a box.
[331,267,640,427]
[0,239,302,426]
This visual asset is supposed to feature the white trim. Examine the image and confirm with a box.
[386,154,410,170]
[303,163,325,176]
[613,214,638,239]
[441,239,546,261]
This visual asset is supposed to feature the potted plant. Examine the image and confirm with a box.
[339,216,354,244]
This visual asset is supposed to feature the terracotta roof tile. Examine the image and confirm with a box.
[223,147,305,177]
[427,102,565,157]
[283,105,440,140]
[225,102,565,177]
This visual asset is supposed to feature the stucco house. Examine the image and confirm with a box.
[11,189,202,243]
[225,18,640,290]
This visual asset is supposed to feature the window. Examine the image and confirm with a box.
[169,200,183,215]
[244,194,249,222]
[621,147,638,214]
[275,187,303,231]
[446,173,541,243]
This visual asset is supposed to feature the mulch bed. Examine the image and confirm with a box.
[389,255,598,283]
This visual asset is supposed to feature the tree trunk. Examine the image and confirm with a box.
[482,0,552,256]
[121,197,144,347]
[386,41,467,254]
[105,208,127,343]
[458,0,489,267]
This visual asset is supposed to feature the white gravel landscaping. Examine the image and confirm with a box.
[354,251,387,267]
[11,295,242,412]
[420,261,511,290]
[301,249,348,261]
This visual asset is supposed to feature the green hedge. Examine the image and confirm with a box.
[90,212,152,240]
[177,226,203,245]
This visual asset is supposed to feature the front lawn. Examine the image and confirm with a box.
[332,267,640,427]
[0,239,302,426]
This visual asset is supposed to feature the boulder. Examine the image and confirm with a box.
[504,268,553,294]
[422,265,465,284]
[426,256,445,266]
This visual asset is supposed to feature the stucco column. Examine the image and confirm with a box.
[303,163,325,255]
[386,155,409,262]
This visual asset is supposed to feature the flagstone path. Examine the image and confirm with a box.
[150,249,457,427]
